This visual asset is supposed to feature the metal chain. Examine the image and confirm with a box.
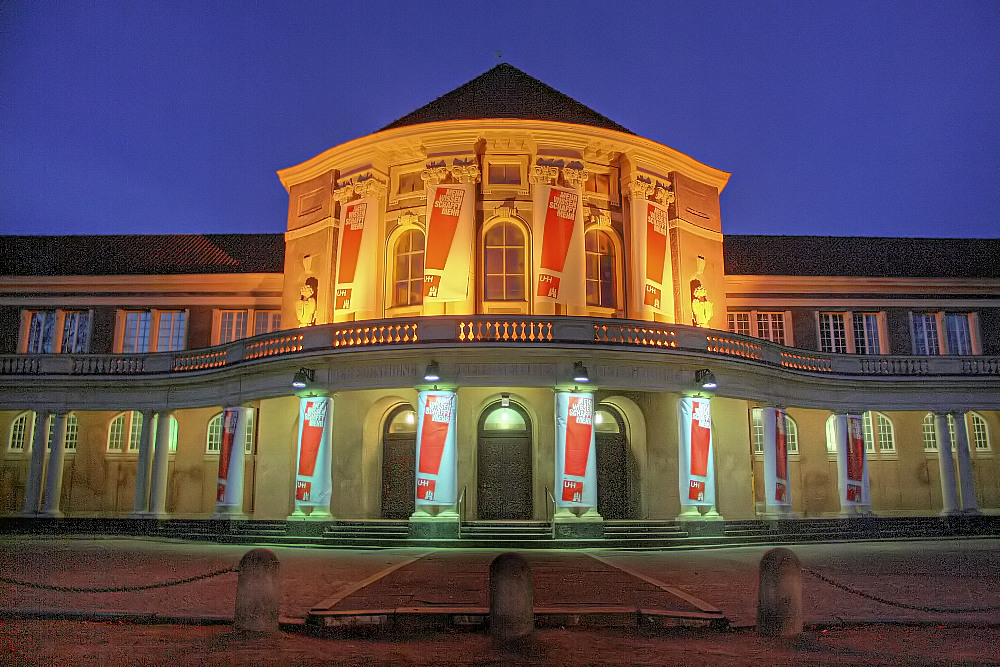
[0,566,237,593]
[806,568,1000,614]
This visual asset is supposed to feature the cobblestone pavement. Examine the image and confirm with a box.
[1,536,998,665]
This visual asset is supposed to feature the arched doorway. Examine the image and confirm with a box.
[596,405,636,519]
[477,402,533,519]
[381,405,417,519]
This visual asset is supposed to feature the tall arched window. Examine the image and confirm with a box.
[392,229,424,307]
[8,411,32,452]
[585,229,617,309]
[923,412,990,452]
[484,221,526,301]
[108,412,175,453]
[206,411,256,454]
[751,408,799,454]
[46,413,78,452]
[971,412,990,451]
[826,413,892,454]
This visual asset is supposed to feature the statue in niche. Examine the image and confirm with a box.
[690,256,713,327]
[296,276,318,327]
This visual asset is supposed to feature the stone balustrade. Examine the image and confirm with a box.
[1,316,997,379]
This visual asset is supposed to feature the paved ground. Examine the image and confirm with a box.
[1,536,999,665]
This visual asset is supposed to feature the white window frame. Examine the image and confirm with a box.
[924,412,991,455]
[107,411,174,454]
[482,154,530,197]
[817,311,887,354]
[213,308,279,345]
[582,163,620,206]
[481,217,530,313]
[115,309,189,353]
[825,412,894,458]
[45,413,78,453]
[584,225,623,316]
[20,309,94,354]
[206,411,256,455]
[911,311,980,355]
[8,411,33,453]
[750,408,799,457]
[728,310,793,346]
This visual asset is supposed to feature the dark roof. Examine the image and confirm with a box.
[380,63,632,134]
[0,234,284,276]
[724,235,1000,279]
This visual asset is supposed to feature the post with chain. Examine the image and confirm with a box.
[757,547,803,637]
[234,548,281,635]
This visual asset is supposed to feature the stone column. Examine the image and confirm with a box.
[409,390,460,539]
[20,411,50,516]
[933,412,959,516]
[951,412,980,514]
[40,412,69,517]
[761,406,794,518]
[148,410,173,519]
[552,391,603,538]
[213,406,253,519]
[834,412,871,516]
[131,410,157,516]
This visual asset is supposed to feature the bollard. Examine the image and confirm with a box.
[489,552,534,647]
[756,547,803,637]
[234,548,280,635]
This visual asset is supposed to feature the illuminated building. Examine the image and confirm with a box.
[1,65,997,541]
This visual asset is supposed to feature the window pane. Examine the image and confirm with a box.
[123,312,151,353]
[728,313,751,337]
[129,411,143,451]
[483,407,526,430]
[913,314,939,355]
[61,311,90,354]
[944,314,972,355]
[819,314,847,353]
[853,313,880,354]
[757,313,785,345]
[28,311,56,354]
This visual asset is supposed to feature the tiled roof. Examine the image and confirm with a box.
[724,235,1000,278]
[1,234,284,276]
[380,63,632,134]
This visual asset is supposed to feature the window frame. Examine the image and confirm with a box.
[581,163,620,206]
[107,411,174,455]
[390,227,425,310]
[206,411,256,455]
[480,217,530,312]
[20,309,94,354]
[482,155,530,197]
[388,161,428,208]
[911,311,980,355]
[212,308,280,345]
[817,311,887,354]
[750,408,799,457]
[115,309,189,353]
[8,411,33,453]
[583,226,622,315]
[727,310,794,346]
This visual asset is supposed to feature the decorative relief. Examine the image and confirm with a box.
[562,166,590,190]
[330,364,417,382]
[528,165,560,185]
[625,177,655,200]
[587,211,611,227]
[690,255,714,328]
[397,210,420,227]
[334,174,387,202]
[455,362,556,377]
[652,180,675,206]
[421,165,450,186]
[449,162,481,184]
[493,203,518,219]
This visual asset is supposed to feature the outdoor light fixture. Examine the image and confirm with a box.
[423,361,441,382]
[291,367,315,389]
[572,361,590,383]
[696,369,717,390]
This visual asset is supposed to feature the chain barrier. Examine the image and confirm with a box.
[805,568,1000,614]
[0,566,237,594]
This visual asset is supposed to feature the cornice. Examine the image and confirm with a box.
[724,275,1000,296]
[277,119,730,194]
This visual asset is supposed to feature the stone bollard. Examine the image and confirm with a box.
[234,548,281,635]
[756,547,803,637]
[489,552,534,647]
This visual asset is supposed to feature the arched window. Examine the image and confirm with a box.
[921,413,956,452]
[46,413,78,452]
[206,411,256,454]
[584,229,617,309]
[924,412,990,452]
[863,411,895,453]
[109,412,175,453]
[971,412,990,451]
[8,411,32,452]
[483,221,526,301]
[392,229,424,307]
[751,408,799,455]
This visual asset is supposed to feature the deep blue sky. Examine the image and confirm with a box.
[1,2,998,238]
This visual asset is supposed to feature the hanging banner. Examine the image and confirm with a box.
[415,390,457,506]
[555,392,597,507]
[216,406,252,508]
[761,407,791,508]
[629,198,673,318]
[294,397,333,509]
[834,413,870,507]
[422,183,475,301]
[334,197,379,313]
[532,184,585,306]
[678,397,716,507]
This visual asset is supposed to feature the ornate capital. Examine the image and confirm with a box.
[421,166,450,186]
[397,210,420,227]
[528,165,560,185]
[652,181,675,205]
[354,175,387,199]
[332,182,355,204]
[562,166,590,190]
[625,177,655,200]
[450,162,481,184]
[587,211,611,227]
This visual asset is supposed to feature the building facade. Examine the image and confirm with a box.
[2,65,998,535]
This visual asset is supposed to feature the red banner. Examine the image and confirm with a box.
[424,187,463,272]
[689,400,712,478]
[533,185,584,305]
[337,201,367,287]
[775,412,788,480]
[418,394,452,475]
[296,399,328,501]
[563,396,593,477]
[645,202,668,282]
[847,416,864,482]
[216,409,238,502]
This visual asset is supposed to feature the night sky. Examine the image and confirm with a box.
[1,2,997,238]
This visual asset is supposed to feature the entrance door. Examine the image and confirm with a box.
[596,406,634,519]
[477,403,533,520]
[381,405,416,519]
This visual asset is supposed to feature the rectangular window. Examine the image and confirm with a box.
[117,310,187,353]
[851,313,881,354]
[219,311,248,344]
[585,172,611,196]
[818,313,848,353]
[60,311,91,353]
[397,171,423,195]
[728,311,789,344]
[913,312,977,355]
[488,163,521,185]
[253,311,282,336]
[913,313,939,355]
[944,313,972,355]
[727,312,751,337]
[27,311,57,353]
[156,311,186,352]
[756,312,786,345]
[122,311,152,353]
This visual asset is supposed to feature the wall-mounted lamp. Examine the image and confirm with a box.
[695,369,717,390]
[423,361,441,382]
[291,368,315,389]
[572,361,590,384]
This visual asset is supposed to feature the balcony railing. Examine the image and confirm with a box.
[1,316,997,379]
